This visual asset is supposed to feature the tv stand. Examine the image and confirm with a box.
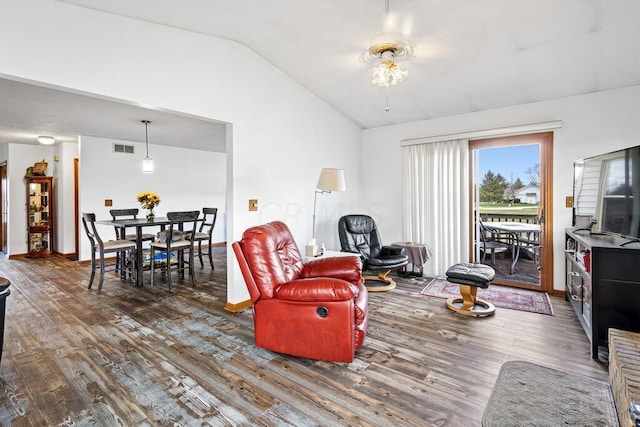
[620,237,640,247]
[565,228,640,360]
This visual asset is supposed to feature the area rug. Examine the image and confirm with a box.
[482,360,618,426]
[420,277,554,315]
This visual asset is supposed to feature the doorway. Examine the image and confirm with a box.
[470,132,553,292]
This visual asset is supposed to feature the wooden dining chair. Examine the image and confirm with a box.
[186,207,218,269]
[82,212,136,294]
[149,210,200,290]
[109,208,155,276]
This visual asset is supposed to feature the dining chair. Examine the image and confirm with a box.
[82,212,136,294]
[149,210,200,290]
[109,208,155,276]
[187,207,218,269]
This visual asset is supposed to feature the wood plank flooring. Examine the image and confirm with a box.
[0,248,608,426]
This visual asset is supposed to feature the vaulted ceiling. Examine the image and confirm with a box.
[3,0,640,148]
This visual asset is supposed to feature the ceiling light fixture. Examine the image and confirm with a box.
[141,120,154,173]
[364,0,414,111]
[37,135,55,145]
[371,48,408,88]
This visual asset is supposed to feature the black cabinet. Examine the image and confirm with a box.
[565,229,640,360]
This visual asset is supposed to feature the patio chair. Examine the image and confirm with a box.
[479,221,509,264]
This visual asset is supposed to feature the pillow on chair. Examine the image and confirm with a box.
[156,229,184,243]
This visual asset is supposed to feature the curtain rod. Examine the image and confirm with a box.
[400,121,563,146]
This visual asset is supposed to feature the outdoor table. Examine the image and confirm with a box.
[482,222,541,274]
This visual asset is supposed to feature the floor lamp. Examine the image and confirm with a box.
[309,168,346,255]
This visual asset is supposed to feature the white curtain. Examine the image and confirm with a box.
[401,139,470,277]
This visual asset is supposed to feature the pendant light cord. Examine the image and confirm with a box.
[142,120,150,157]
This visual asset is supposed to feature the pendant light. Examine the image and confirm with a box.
[141,120,154,173]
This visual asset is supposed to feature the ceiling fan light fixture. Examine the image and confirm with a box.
[37,135,55,145]
[365,35,413,90]
[365,36,414,63]
[371,50,408,87]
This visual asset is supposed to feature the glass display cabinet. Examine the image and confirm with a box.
[26,176,53,257]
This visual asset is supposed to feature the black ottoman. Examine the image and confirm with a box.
[445,263,495,317]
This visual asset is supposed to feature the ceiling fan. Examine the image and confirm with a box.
[361,0,488,110]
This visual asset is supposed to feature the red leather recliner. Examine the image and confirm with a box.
[232,221,368,363]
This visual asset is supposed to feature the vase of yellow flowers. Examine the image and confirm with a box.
[136,191,161,222]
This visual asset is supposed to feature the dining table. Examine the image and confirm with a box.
[482,222,541,274]
[96,217,172,287]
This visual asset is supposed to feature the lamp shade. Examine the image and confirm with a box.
[142,157,154,173]
[316,168,346,192]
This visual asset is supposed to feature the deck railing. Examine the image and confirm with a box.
[479,213,539,224]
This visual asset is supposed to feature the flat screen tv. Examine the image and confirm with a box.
[573,145,640,241]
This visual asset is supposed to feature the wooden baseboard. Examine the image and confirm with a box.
[55,251,78,261]
[11,252,81,260]
[224,299,252,312]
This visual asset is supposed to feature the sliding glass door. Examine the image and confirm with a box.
[470,133,553,292]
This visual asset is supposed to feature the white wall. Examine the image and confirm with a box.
[0,0,363,303]
[363,85,640,291]
[78,136,227,261]
[53,142,79,255]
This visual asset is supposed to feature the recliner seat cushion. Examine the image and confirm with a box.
[365,254,409,269]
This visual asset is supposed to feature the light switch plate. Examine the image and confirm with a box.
[565,196,573,208]
[249,199,258,211]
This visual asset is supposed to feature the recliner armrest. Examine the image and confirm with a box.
[381,246,404,257]
[302,256,362,283]
[274,278,360,301]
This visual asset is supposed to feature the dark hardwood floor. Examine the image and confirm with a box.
[0,248,607,426]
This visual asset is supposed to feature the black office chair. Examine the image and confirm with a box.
[149,210,199,290]
[82,213,136,294]
[186,207,218,269]
[338,214,408,292]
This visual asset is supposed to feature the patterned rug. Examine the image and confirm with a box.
[420,277,554,315]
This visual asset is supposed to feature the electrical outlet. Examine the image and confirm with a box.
[249,199,258,211]
[566,196,573,208]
